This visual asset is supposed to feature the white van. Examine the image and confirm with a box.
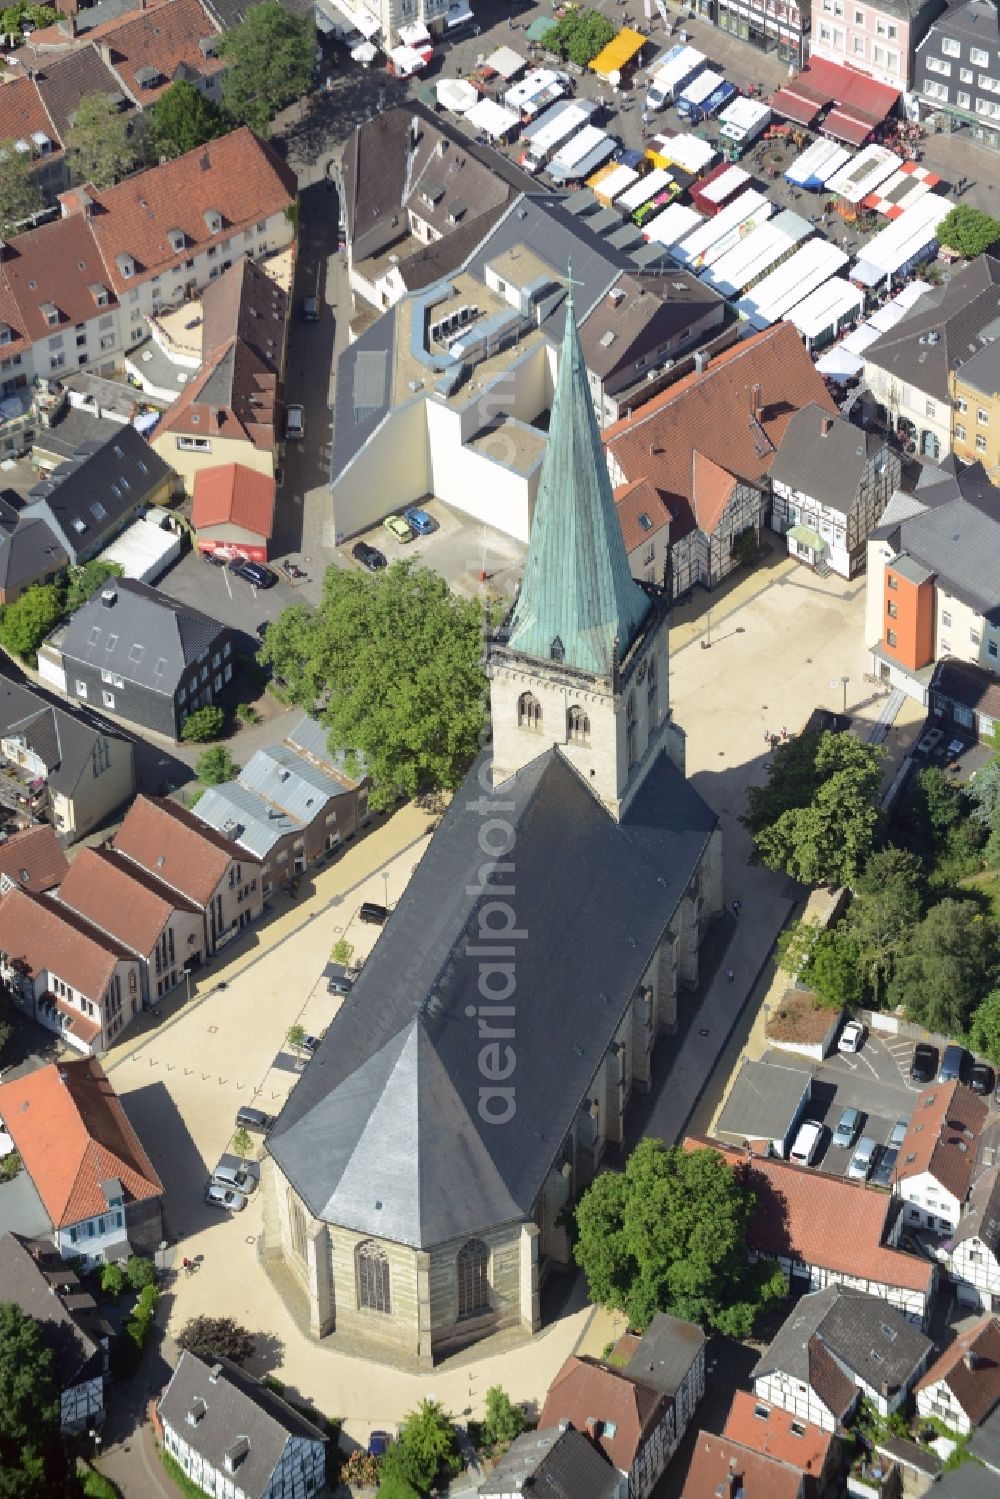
[789,1119,823,1166]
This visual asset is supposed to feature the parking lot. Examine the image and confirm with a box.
[157,545,308,640]
[341,494,527,602]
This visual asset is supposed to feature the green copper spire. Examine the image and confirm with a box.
[507,267,652,677]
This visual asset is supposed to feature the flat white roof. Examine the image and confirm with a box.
[825,144,902,204]
[719,96,770,131]
[679,68,723,106]
[592,163,639,200]
[436,78,478,113]
[525,99,589,150]
[739,240,849,328]
[701,221,797,298]
[642,201,702,246]
[673,188,771,266]
[551,123,608,171]
[850,192,952,282]
[465,97,520,138]
[650,131,717,174]
[505,68,562,108]
[785,276,865,338]
[700,164,750,204]
[617,167,674,211]
[101,517,179,583]
[650,43,704,87]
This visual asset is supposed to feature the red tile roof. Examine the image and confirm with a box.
[0,74,59,154]
[604,325,835,542]
[60,127,297,294]
[723,1392,832,1480]
[896,1082,987,1202]
[191,463,275,541]
[686,1139,933,1295]
[92,0,223,104]
[1,212,115,345]
[155,337,279,452]
[691,450,738,535]
[915,1316,1000,1427]
[57,845,181,957]
[0,1057,162,1227]
[683,1430,805,1499]
[539,1356,663,1473]
[0,885,127,1000]
[614,477,670,555]
[0,825,70,894]
[114,794,258,907]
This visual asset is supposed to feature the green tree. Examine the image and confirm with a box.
[776,920,862,1008]
[970,757,1000,830]
[125,1255,156,1291]
[481,1386,526,1449]
[180,705,225,742]
[259,562,488,808]
[0,1150,20,1183]
[936,204,1000,258]
[846,847,923,1007]
[66,92,141,188]
[220,4,315,136]
[543,8,615,66]
[743,730,884,888]
[969,989,1000,1067]
[176,1315,255,1365]
[889,898,999,1036]
[101,1263,125,1300]
[395,1399,460,1490]
[195,744,241,784]
[332,937,354,966]
[0,4,59,41]
[376,1443,423,1499]
[232,1127,253,1165]
[0,583,64,664]
[287,1023,306,1050]
[0,1302,60,1498]
[64,560,124,615]
[573,1139,786,1337]
[0,139,43,237]
[147,80,229,161]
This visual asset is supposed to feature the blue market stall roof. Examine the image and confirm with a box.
[506,278,651,676]
[266,747,717,1248]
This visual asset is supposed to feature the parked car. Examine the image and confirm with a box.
[351,540,387,572]
[832,1106,863,1151]
[285,403,305,440]
[838,1019,866,1054]
[301,293,320,321]
[872,1146,899,1189]
[359,900,388,925]
[299,1033,324,1055]
[328,974,353,996]
[910,1043,938,1082]
[403,505,435,535]
[383,513,415,544]
[888,1118,908,1148]
[205,1182,247,1213]
[230,559,278,589]
[937,1043,969,1083]
[971,1061,996,1097]
[212,1163,257,1195]
[848,1137,879,1181]
[236,1106,275,1134]
[789,1119,824,1166]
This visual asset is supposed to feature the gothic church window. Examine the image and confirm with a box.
[518,691,542,730]
[457,1239,490,1318]
[288,1192,307,1258]
[647,654,658,723]
[357,1240,391,1313]
[567,705,590,743]
[627,691,638,768]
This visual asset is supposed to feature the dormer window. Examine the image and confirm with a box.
[116,253,135,279]
[224,1437,249,1474]
[89,283,109,307]
[40,301,60,327]
[203,207,223,234]
[168,227,185,254]
[0,324,11,346]
[198,35,219,57]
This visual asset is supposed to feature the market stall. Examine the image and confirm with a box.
[465,96,520,141]
[436,77,478,113]
[485,45,526,80]
[589,27,646,82]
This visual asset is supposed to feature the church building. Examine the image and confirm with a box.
[260,284,723,1368]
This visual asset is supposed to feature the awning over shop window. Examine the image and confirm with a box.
[823,106,873,147]
[769,87,821,127]
[787,525,826,552]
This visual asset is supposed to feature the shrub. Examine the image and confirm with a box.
[125,1255,156,1291]
[180,706,225,743]
[100,1263,125,1300]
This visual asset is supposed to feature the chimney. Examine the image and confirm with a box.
[100,586,117,608]
[557,1418,571,1433]
[584,1418,599,1440]
[208,1362,223,1383]
[694,350,709,374]
[964,1350,979,1372]
[821,416,834,436]
[750,382,762,421]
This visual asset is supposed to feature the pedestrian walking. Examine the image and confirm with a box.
[726,968,735,983]
[732,899,742,917]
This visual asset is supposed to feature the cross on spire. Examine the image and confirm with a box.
[563,257,584,310]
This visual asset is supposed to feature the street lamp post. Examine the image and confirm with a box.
[841,675,850,714]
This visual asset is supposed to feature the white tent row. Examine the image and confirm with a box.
[738,239,849,329]
[825,144,902,205]
[701,212,811,300]
[642,201,702,247]
[616,167,674,213]
[785,137,851,189]
[850,193,953,288]
[505,68,564,112]
[649,131,717,175]
[672,189,772,270]
[436,78,478,113]
[465,97,520,140]
[814,280,932,376]
[785,277,865,351]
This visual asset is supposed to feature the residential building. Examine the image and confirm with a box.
[894,1081,988,1238]
[915,1315,1000,1433]
[0,675,135,841]
[0,72,68,206]
[193,716,369,894]
[604,326,837,595]
[0,506,69,605]
[331,190,727,546]
[114,795,264,956]
[931,1466,1000,1499]
[539,1356,678,1499]
[914,0,1000,148]
[57,847,206,1004]
[811,0,945,90]
[950,1165,1000,1311]
[478,1424,626,1499]
[950,340,1000,473]
[47,577,236,739]
[615,478,672,588]
[682,1430,806,1499]
[191,464,275,562]
[864,460,1000,699]
[34,48,130,186]
[710,0,811,68]
[21,424,173,566]
[90,0,225,107]
[713,1058,811,1158]
[0,1231,110,1433]
[148,257,289,493]
[157,1351,327,1499]
[0,1057,163,1262]
[752,1285,932,1432]
[722,1391,837,1497]
[263,289,722,1368]
[969,1400,1000,1471]
[0,824,70,895]
[864,255,1000,460]
[769,405,900,578]
[688,1139,936,1325]
[617,1313,707,1466]
[929,656,1000,738]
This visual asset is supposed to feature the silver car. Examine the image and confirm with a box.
[212,1163,256,1196]
[204,1181,247,1213]
[848,1137,879,1182]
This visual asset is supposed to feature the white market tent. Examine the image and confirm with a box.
[436,78,478,113]
[351,39,378,62]
[505,68,562,111]
[649,131,717,175]
[389,44,429,77]
[701,217,806,299]
[673,188,772,269]
[738,239,849,329]
[785,137,851,189]
[485,45,526,80]
[850,193,952,288]
[718,97,770,141]
[816,343,865,378]
[550,123,608,174]
[678,68,724,111]
[699,164,750,208]
[592,163,639,203]
[642,201,702,246]
[825,144,902,205]
[785,277,864,350]
[465,96,520,139]
[617,167,674,213]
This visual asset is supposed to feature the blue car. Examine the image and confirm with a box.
[403,506,435,536]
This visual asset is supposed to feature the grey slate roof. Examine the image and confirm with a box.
[715,1059,810,1146]
[894,497,1000,620]
[957,338,1000,399]
[158,1351,326,1499]
[0,1232,106,1388]
[268,747,717,1248]
[969,1402,1000,1473]
[0,1169,51,1239]
[478,1425,620,1498]
[239,745,348,823]
[754,1285,931,1404]
[933,1462,1000,1499]
[769,403,885,518]
[863,254,1000,403]
[22,425,171,565]
[194,782,297,862]
[0,517,69,599]
[0,675,128,798]
[922,0,1000,47]
[954,1164,1000,1254]
[36,45,129,142]
[59,579,227,696]
[624,1313,705,1399]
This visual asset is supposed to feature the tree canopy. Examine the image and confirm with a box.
[969,988,1000,1067]
[0,1302,60,1498]
[220,3,315,135]
[573,1139,786,1337]
[64,560,124,615]
[147,80,229,160]
[846,846,923,1007]
[889,897,999,1036]
[482,1386,526,1449]
[180,705,225,743]
[176,1315,255,1365]
[0,584,64,665]
[743,730,884,887]
[543,8,615,65]
[378,1400,460,1497]
[936,204,1000,258]
[0,139,42,238]
[66,92,141,188]
[195,744,241,785]
[259,561,488,808]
